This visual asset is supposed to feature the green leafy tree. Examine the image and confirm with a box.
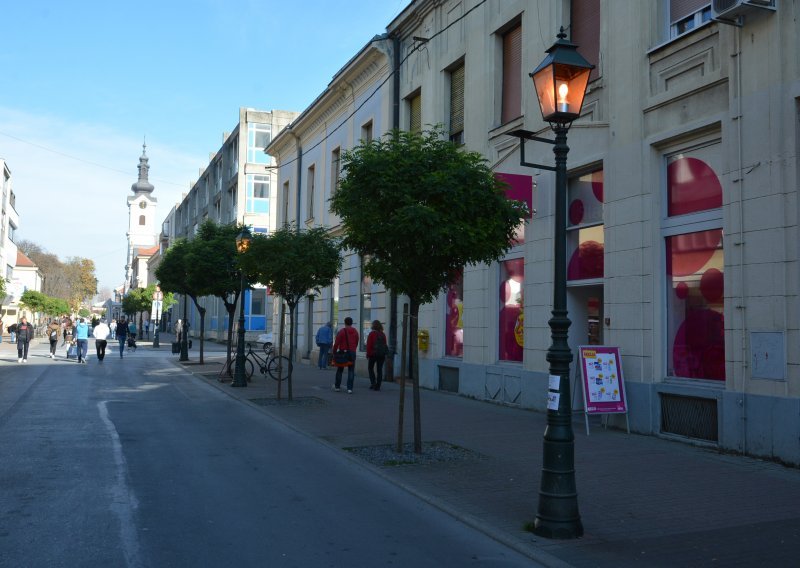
[241,225,342,399]
[330,127,527,452]
[121,287,151,328]
[19,290,48,320]
[185,220,250,368]
[155,239,202,361]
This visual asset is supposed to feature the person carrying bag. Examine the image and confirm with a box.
[332,317,359,393]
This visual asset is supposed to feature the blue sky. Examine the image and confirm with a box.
[0,0,407,293]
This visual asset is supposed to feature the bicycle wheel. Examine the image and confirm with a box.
[266,355,292,381]
[230,354,255,380]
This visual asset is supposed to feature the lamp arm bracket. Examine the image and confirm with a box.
[508,129,557,171]
[522,161,557,171]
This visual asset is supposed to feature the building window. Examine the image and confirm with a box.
[329,277,340,331]
[248,123,272,164]
[139,215,146,226]
[246,174,269,214]
[570,0,601,81]
[246,287,267,331]
[359,258,372,351]
[8,222,16,242]
[229,137,239,177]
[282,181,290,226]
[669,1,712,38]
[361,121,373,143]
[663,141,724,381]
[307,164,315,220]
[449,63,464,144]
[499,258,524,362]
[408,91,422,133]
[567,169,604,281]
[501,22,522,124]
[331,148,341,194]
[445,269,464,358]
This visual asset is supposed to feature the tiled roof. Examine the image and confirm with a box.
[16,250,36,267]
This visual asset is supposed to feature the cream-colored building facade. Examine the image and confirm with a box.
[269,0,799,465]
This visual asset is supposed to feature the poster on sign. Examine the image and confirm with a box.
[578,346,627,415]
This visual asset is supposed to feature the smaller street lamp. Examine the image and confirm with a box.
[232,226,253,388]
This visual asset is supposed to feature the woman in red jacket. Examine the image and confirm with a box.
[332,317,359,393]
[366,320,388,391]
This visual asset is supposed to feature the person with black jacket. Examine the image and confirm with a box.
[16,316,33,363]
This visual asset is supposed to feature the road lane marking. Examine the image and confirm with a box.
[98,400,143,568]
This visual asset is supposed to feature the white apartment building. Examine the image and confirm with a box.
[169,108,298,340]
[268,0,800,465]
[0,159,20,330]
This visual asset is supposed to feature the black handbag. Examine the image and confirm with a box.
[333,350,351,365]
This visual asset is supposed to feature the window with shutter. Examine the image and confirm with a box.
[449,64,464,144]
[570,0,600,81]
[501,23,522,124]
[409,92,422,133]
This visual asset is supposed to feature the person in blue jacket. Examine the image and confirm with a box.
[74,317,90,363]
[315,321,333,370]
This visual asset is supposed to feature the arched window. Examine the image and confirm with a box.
[139,215,146,225]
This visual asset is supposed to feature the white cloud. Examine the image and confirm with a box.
[0,106,203,291]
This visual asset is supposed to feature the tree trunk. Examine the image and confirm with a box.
[396,304,409,453]
[277,302,286,400]
[223,294,238,377]
[190,297,206,364]
[409,296,422,454]
[287,300,296,401]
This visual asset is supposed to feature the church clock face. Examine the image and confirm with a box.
[139,201,147,209]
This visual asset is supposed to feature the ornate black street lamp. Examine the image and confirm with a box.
[510,28,593,540]
[232,226,253,388]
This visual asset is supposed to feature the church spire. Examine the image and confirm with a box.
[131,141,155,194]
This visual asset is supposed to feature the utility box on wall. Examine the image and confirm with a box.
[750,331,786,381]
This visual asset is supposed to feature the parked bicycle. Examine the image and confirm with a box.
[229,342,292,381]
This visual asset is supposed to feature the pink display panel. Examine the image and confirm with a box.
[445,270,464,358]
[667,156,722,217]
[578,346,627,414]
[496,172,533,245]
[498,258,524,362]
[666,229,725,380]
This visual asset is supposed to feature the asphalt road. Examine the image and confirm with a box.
[0,341,539,567]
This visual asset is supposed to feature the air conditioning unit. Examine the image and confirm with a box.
[712,0,776,21]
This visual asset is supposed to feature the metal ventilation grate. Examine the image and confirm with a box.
[660,393,718,442]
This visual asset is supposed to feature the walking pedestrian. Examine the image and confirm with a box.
[109,319,117,340]
[74,317,89,363]
[8,322,17,344]
[63,318,74,348]
[0,320,3,343]
[16,316,32,363]
[116,316,128,358]
[366,320,388,391]
[93,319,110,363]
[47,319,60,358]
[144,319,150,339]
[332,317,359,393]
[315,321,333,370]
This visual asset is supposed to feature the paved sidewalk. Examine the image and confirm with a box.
[166,340,799,567]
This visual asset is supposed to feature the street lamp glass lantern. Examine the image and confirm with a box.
[236,226,252,253]
[531,29,594,125]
